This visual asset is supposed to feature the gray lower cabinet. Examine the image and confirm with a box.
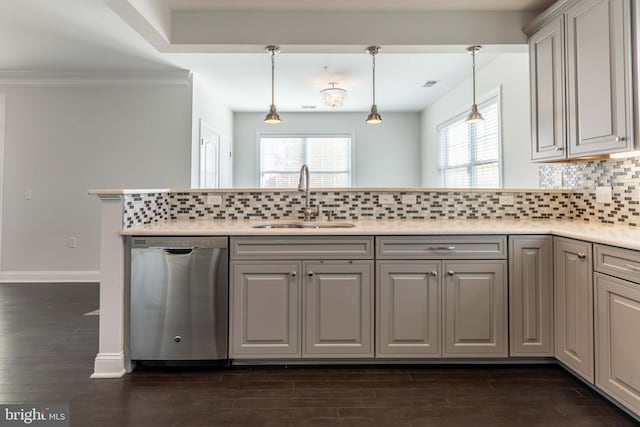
[230,261,301,358]
[443,260,508,357]
[553,237,594,383]
[595,273,640,417]
[303,261,374,357]
[509,236,554,356]
[376,261,441,358]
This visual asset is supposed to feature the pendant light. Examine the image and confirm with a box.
[365,46,382,124]
[465,45,484,124]
[320,83,347,108]
[264,45,282,124]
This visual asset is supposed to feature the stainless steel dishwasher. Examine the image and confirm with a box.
[129,236,228,362]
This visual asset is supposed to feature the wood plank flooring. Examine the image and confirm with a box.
[0,283,637,426]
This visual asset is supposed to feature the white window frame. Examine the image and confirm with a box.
[436,87,503,188]
[257,133,356,188]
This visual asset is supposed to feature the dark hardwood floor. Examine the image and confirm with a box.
[0,283,637,426]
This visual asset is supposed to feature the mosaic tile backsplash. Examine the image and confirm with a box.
[540,158,640,226]
[123,190,571,228]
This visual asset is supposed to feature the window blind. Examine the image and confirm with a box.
[437,95,501,188]
[260,135,352,188]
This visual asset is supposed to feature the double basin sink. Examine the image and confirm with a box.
[251,221,355,229]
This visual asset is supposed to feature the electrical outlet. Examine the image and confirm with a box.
[401,194,416,205]
[378,194,395,205]
[68,237,77,248]
[551,170,563,187]
[499,195,514,205]
[596,186,613,204]
[206,194,223,205]
[24,189,32,200]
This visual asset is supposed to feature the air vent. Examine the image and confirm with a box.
[422,80,439,88]
[301,105,317,109]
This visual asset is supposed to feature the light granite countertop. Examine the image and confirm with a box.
[122,219,640,251]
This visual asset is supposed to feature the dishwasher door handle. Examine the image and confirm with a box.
[163,248,196,255]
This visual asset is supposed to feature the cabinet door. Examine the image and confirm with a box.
[595,273,640,417]
[376,261,441,358]
[303,261,373,357]
[554,237,594,382]
[509,236,554,356]
[530,16,567,161]
[443,260,507,357]
[566,0,633,157]
[230,261,300,358]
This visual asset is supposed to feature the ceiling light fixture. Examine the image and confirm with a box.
[264,45,282,124]
[465,45,484,124]
[365,46,382,124]
[320,82,347,108]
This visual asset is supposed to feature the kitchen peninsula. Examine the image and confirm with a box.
[90,185,640,420]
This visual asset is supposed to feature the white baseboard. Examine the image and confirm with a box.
[0,270,100,283]
[91,352,126,379]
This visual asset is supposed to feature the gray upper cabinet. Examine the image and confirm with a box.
[376,261,441,358]
[566,0,633,157]
[303,261,374,358]
[554,237,594,383]
[509,236,554,356]
[443,260,508,357]
[530,16,567,161]
[527,0,634,161]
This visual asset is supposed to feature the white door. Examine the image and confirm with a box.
[199,120,221,188]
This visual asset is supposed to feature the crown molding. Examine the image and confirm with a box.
[0,70,191,87]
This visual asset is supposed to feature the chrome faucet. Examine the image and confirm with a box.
[298,164,318,221]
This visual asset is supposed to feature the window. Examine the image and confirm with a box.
[259,135,352,188]
[437,94,501,188]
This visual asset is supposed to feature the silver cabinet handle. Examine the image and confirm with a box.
[174,336,182,343]
[577,253,586,259]
[616,136,626,142]
[307,271,314,277]
[289,271,297,277]
[624,263,640,272]
[430,271,438,277]
[429,246,456,251]
[447,271,455,276]
[556,146,564,151]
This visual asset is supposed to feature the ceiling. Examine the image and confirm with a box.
[166,0,556,12]
[0,0,537,112]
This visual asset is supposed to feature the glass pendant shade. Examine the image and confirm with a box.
[264,104,282,124]
[366,105,382,124]
[465,103,484,123]
[320,83,347,108]
[264,45,282,124]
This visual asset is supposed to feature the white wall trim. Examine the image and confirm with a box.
[91,352,127,378]
[0,270,100,283]
[0,71,191,87]
[0,94,5,271]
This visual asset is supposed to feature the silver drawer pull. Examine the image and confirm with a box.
[447,271,455,276]
[429,246,456,251]
[307,271,315,277]
[616,136,626,142]
[289,271,297,277]
[624,263,640,272]
[430,271,438,277]
[556,146,564,151]
[577,253,586,259]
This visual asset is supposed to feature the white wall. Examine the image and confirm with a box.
[421,53,538,188]
[0,80,192,277]
[233,112,422,188]
[190,73,234,187]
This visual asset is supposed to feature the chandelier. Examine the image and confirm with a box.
[320,82,347,108]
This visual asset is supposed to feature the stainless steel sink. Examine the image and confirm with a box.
[251,221,355,229]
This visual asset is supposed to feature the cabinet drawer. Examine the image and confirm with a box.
[231,236,373,260]
[595,244,640,285]
[376,236,507,260]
